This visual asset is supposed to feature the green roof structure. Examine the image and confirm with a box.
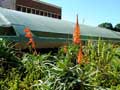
[0,7,120,40]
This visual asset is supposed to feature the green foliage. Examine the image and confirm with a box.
[114,24,120,32]
[84,40,120,88]
[0,40,22,81]
[0,40,21,64]
[98,22,113,30]
[98,22,120,32]
[0,39,120,90]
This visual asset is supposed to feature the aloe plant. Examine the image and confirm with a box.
[0,39,120,90]
[0,40,22,79]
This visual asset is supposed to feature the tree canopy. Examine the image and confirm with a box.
[98,22,113,30]
[98,22,120,32]
[114,24,120,32]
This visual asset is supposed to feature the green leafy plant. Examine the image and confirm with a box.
[0,40,22,79]
[0,39,120,90]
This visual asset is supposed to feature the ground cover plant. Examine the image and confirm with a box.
[0,39,120,90]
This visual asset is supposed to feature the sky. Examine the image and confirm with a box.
[40,0,120,27]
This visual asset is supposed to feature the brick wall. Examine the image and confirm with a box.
[16,0,61,16]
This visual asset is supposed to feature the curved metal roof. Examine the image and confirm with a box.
[0,7,120,39]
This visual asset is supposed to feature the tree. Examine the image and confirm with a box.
[98,22,113,30]
[114,24,120,32]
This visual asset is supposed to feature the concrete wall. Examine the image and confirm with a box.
[0,0,16,9]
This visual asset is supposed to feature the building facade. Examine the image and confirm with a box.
[0,0,61,19]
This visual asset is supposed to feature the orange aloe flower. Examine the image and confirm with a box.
[27,38,33,45]
[24,27,36,49]
[77,48,83,64]
[31,40,36,49]
[63,44,67,53]
[26,36,36,49]
[24,27,32,38]
[24,27,31,33]
[24,27,37,55]
[73,15,83,64]
[25,32,32,38]
[73,15,81,45]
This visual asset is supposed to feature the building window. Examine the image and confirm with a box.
[32,9,35,14]
[40,11,43,15]
[27,8,31,13]
[52,14,55,18]
[36,10,39,15]
[16,5,22,11]
[44,12,47,16]
[16,5,61,19]
[22,7,26,12]
[48,12,51,17]
[58,15,61,19]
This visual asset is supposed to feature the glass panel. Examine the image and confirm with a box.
[0,26,16,36]
[48,12,51,17]
[27,8,31,13]
[22,7,26,12]
[52,14,55,18]
[32,31,72,38]
[32,9,35,14]
[40,11,43,15]
[58,15,61,19]
[16,5,21,11]
[36,10,39,15]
